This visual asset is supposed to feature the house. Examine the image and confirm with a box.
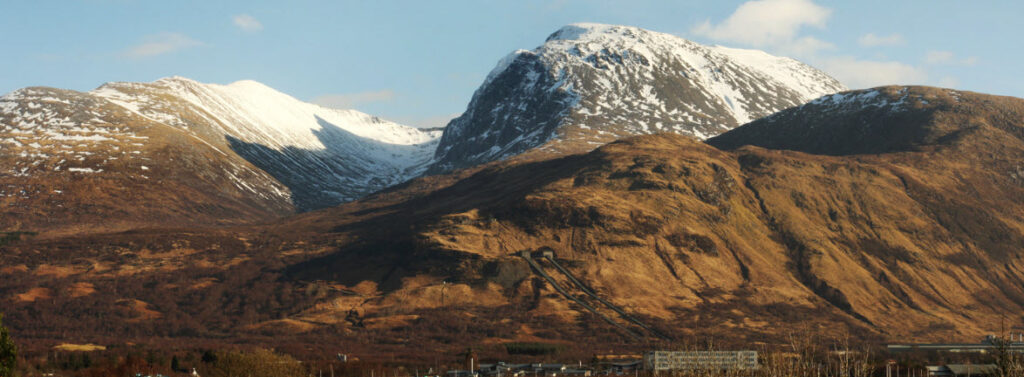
[478,362,527,377]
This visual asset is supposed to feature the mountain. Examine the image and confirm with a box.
[6,86,1023,357]
[0,77,440,231]
[279,86,1024,344]
[708,85,1024,155]
[91,77,441,211]
[428,23,845,173]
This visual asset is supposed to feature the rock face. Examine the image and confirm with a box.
[429,23,845,173]
[0,77,440,231]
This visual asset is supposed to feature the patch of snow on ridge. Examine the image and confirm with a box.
[537,23,845,126]
[481,50,533,90]
[431,23,848,174]
[68,167,101,173]
[87,76,444,207]
[711,46,847,102]
[91,77,440,173]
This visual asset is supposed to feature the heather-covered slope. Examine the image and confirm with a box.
[283,86,1024,342]
[3,86,1023,356]
[429,23,845,173]
[707,86,1024,155]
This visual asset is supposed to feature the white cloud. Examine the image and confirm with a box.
[691,0,831,54]
[233,14,263,33]
[122,33,203,58]
[817,57,928,89]
[925,50,977,66]
[858,33,905,47]
[312,90,397,109]
[694,0,966,90]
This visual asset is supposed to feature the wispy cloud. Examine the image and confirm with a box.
[858,33,905,47]
[312,90,397,109]
[232,14,263,33]
[925,50,978,66]
[691,0,833,55]
[122,32,203,59]
[692,0,965,90]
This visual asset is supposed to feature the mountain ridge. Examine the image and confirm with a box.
[3,86,1024,357]
[0,76,441,232]
[428,23,846,173]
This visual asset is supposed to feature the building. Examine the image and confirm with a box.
[476,362,590,377]
[926,364,998,377]
[643,351,758,371]
[889,335,1024,353]
[601,361,641,375]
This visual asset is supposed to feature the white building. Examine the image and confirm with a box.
[643,351,757,371]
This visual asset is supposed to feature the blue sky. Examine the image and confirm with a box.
[0,0,1020,127]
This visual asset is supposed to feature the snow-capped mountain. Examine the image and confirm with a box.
[91,77,440,210]
[0,77,440,231]
[429,23,846,173]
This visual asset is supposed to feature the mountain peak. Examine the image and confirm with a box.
[225,78,279,92]
[429,23,845,174]
[154,75,200,84]
[545,23,644,42]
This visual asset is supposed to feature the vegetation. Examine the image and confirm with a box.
[0,232,33,247]
[200,349,304,377]
[0,314,16,377]
[504,342,563,356]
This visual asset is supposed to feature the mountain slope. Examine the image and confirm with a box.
[91,77,441,211]
[429,23,845,173]
[0,86,293,233]
[7,86,1020,356]
[280,86,1024,340]
[0,77,440,232]
[281,87,1024,343]
[708,86,1024,155]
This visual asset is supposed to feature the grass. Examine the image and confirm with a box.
[0,231,35,247]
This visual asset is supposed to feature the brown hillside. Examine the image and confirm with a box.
[0,87,294,235]
[2,86,1023,358]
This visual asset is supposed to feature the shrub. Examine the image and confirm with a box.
[0,314,17,377]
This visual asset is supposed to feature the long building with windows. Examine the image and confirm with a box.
[643,351,758,371]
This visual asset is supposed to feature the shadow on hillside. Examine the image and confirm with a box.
[226,115,435,212]
[282,147,603,292]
